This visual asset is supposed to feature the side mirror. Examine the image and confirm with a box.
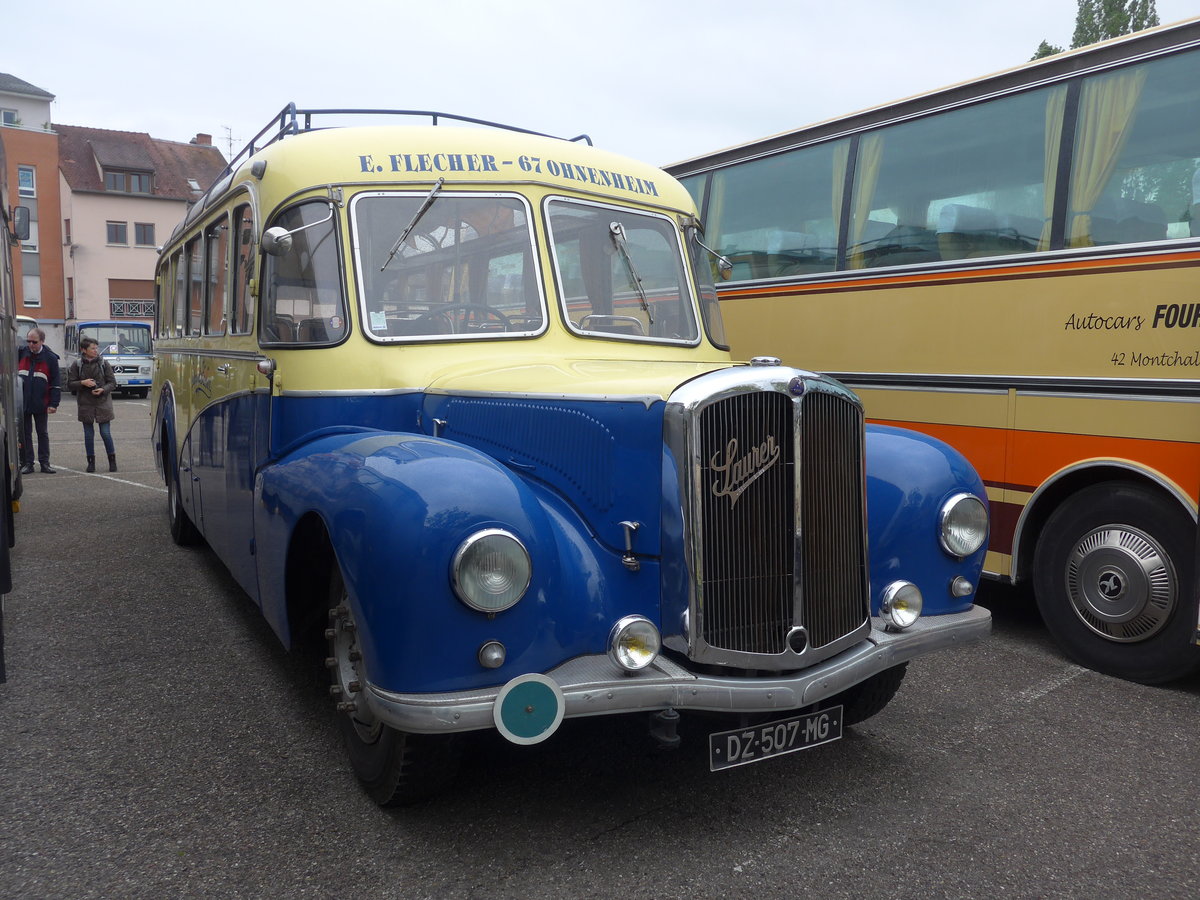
[261,226,293,257]
[11,206,30,242]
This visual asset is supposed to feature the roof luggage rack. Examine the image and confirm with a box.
[225,102,591,185]
[179,103,593,240]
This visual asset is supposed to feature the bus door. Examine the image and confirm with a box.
[182,205,267,598]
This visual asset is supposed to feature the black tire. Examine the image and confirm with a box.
[166,458,202,546]
[829,663,907,726]
[326,564,460,806]
[1033,483,1199,684]
[136,389,149,399]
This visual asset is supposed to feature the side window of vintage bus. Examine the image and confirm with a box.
[1066,48,1200,247]
[156,259,174,338]
[707,140,847,280]
[204,215,229,335]
[848,86,1057,268]
[187,236,203,336]
[262,201,347,345]
[231,204,256,335]
[153,273,165,338]
[172,248,187,338]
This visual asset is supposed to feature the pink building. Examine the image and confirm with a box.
[57,124,226,335]
[1,71,226,355]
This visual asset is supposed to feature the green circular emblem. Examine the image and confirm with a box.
[493,674,565,745]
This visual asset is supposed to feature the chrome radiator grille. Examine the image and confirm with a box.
[693,381,869,658]
[698,390,795,654]
[797,389,870,647]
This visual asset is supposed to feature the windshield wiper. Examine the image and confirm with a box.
[609,221,653,324]
[380,178,445,271]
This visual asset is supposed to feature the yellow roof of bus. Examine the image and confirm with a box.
[232,125,694,213]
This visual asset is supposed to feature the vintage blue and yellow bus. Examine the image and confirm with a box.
[667,19,1200,683]
[63,320,152,398]
[152,104,992,803]
[0,134,29,681]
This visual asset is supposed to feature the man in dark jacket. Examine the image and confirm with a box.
[18,327,61,474]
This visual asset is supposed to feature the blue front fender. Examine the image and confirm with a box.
[254,431,644,694]
[864,424,988,616]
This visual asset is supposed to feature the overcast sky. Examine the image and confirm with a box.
[8,0,1200,168]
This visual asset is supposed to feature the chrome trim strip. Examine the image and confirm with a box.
[279,388,422,398]
[363,607,991,735]
[835,372,1199,396]
[423,387,669,407]
[277,386,670,407]
[155,347,270,362]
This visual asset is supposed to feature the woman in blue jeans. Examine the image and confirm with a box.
[66,337,118,472]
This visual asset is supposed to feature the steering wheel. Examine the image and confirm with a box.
[413,304,512,334]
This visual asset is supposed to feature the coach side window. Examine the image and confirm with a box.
[187,236,203,336]
[1066,48,1200,247]
[261,200,347,346]
[204,216,229,335]
[172,249,186,337]
[231,204,256,335]
[848,86,1055,268]
[706,140,846,281]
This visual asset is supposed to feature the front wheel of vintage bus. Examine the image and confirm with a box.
[326,564,461,806]
[165,457,202,546]
[1033,483,1198,684]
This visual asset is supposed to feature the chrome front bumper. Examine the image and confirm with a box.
[364,605,991,735]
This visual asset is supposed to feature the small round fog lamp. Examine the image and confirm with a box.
[881,581,923,630]
[608,616,661,672]
[478,641,507,669]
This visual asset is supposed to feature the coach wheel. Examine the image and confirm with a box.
[1033,482,1198,684]
[827,663,908,726]
[166,457,202,546]
[326,563,460,805]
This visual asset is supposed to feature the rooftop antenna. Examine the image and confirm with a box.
[221,125,241,159]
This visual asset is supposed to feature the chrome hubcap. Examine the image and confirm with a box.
[1065,525,1175,642]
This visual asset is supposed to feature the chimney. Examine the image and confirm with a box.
[191,133,213,146]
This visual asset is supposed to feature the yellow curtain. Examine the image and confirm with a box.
[1039,86,1068,250]
[849,133,884,269]
[1068,67,1148,247]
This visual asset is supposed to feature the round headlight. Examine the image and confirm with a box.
[881,580,923,630]
[452,529,531,613]
[939,493,989,558]
[608,616,661,672]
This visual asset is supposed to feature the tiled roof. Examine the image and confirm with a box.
[56,124,226,201]
[0,73,54,100]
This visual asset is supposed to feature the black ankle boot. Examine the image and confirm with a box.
[108,454,118,473]
[86,456,95,473]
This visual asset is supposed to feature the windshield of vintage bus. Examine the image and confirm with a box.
[80,324,152,355]
[353,193,544,340]
[546,199,699,343]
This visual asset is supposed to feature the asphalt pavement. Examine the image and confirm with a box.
[1,393,1199,899]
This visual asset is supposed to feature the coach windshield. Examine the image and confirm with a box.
[352,192,545,340]
[546,198,700,344]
